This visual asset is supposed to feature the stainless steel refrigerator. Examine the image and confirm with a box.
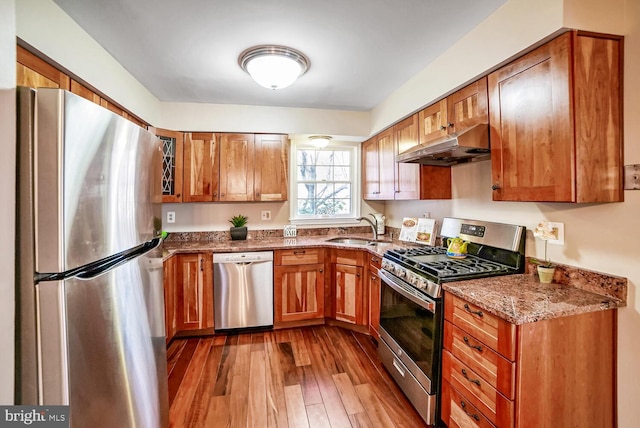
[16,87,168,427]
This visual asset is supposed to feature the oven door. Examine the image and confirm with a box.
[378,269,442,395]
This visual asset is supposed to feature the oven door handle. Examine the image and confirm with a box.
[379,270,437,314]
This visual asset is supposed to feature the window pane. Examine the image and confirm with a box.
[297,183,315,198]
[334,183,351,198]
[334,166,350,181]
[334,199,350,214]
[315,182,334,198]
[315,166,333,181]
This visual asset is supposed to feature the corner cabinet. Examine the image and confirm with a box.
[154,128,184,203]
[488,31,623,203]
[175,253,214,332]
[274,248,325,326]
[219,133,289,202]
[441,293,616,428]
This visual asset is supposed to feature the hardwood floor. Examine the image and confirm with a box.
[167,325,428,427]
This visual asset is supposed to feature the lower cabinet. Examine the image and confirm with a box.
[174,253,214,332]
[367,253,382,339]
[331,249,367,326]
[274,248,325,325]
[441,292,616,428]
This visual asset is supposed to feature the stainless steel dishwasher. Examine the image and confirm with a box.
[213,251,274,331]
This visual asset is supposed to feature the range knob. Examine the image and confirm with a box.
[397,269,407,278]
[416,279,428,290]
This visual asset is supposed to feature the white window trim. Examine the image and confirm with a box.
[289,140,361,225]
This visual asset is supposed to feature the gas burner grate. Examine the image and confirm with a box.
[418,257,509,278]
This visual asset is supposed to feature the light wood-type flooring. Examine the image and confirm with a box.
[167,325,428,427]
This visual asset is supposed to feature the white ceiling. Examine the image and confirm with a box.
[52,0,506,111]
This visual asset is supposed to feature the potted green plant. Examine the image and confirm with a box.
[229,214,248,240]
[533,220,557,283]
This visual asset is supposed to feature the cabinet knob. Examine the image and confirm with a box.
[491,184,501,191]
[176,193,181,197]
[440,125,447,131]
[319,268,323,273]
[448,122,454,128]
[256,192,260,197]
[221,192,225,197]
[199,258,204,272]
[213,192,217,197]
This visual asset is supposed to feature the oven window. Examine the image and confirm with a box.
[380,281,441,380]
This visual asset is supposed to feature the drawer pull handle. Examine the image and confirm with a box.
[460,401,481,421]
[293,250,306,255]
[371,257,380,263]
[463,336,483,352]
[464,303,484,318]
[461,369,481,386]
[392,359,406,377]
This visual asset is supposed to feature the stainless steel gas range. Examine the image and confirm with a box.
[378,217,525,426]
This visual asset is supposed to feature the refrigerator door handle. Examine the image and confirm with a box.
[36,237,162,283]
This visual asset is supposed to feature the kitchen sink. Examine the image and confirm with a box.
[325,237,377,246]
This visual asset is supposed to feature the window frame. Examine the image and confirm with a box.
[289,140,361,225]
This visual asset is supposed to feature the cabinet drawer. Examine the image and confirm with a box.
[445,293,516,360]
[443,350,514,428]
[441,380,495,428]
[332,248,365,266]
[275,248,324,265]
[444,321,515,400]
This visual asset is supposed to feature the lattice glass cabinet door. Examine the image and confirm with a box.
[155,128,184,203]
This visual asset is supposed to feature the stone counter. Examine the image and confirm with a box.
[442,270,627,325]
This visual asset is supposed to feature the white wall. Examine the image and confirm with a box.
[0,0,15,405]
[373,0,638,425]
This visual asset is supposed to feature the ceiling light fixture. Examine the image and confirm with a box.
[309,135,332,148]
[239,45,310,90]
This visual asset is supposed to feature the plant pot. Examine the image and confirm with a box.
[230,226,248,241]
[537,265,556,283]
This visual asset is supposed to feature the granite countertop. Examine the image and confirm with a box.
[443,273,627,325]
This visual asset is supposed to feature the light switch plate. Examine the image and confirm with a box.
[624,164,640,190]
[167,211,175,224]
[261,210,271,220]
[547,222,564,245]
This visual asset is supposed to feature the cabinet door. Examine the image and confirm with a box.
[447,77,488,134]
[376,128,397,200]
[175,253,214,331]
[219,133,255,201]
[393,114,420,200]
[154,128,184,203]
[368,254,382,339]
[163,256,177,343]
[16,45,70,89]
[334,263,364,325]
[254,134,288,201]
[183,132,219,202]
[419,99,448,144]
[362,138,381,199]
[274,263,325,323]
[488,33,574,202]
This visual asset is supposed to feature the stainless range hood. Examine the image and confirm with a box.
[396,123,490,166]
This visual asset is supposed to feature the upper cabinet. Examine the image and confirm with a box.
[418,78,488,144]
[489,31,623,203]
[183,132,219,202]
[17,45,70,90]
[363,114,452,201]
[219,133,289,202]
[154,128,184,203]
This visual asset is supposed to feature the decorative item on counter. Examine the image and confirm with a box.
[399,217,418,242]
[415,218,436,246]
[533,220,558,283]
[446,237,469,259]
[369,213,386,235]
[283,224,297,237]
[229,214,248,240]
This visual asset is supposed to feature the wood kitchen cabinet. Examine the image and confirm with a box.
[163,256,177,343]
[418,77,488,144]
[366,252,382,340]
[182,132,219,202]
[175,253,214,332]
[331,249,367,326]
[441,292,616,428]
[488,31,623,203]
[17,45,70,90]
[274,248,325,327]
[219,133,289,202]
[363,115,451,200]
[153,128,184,203]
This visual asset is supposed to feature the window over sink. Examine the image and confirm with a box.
[289,140,360,224]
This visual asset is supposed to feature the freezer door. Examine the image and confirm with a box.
[38,252,168,428]
[35,89,163,273]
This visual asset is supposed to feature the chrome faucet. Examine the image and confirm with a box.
[356,216,378,241]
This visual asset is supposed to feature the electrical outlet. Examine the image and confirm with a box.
[261,210,271,220]
[166,211,175,224]
[547,222,564,245]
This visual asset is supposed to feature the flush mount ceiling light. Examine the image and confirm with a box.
[239,45,310,90]
[309,135,332,148]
